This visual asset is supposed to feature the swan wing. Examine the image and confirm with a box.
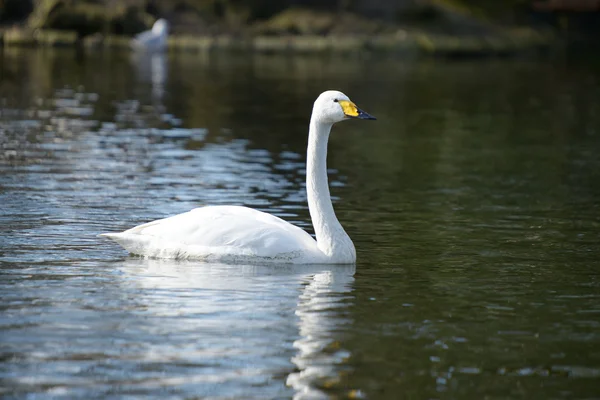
[102,206,320,260]
[131,31,165,50]
[132,30,153,43]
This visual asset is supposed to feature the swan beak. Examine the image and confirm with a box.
[355,107,376,120]
[339,100,376,120]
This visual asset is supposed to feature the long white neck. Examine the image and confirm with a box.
[306,119,356,263]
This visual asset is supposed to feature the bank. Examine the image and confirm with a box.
[0,1,558,57]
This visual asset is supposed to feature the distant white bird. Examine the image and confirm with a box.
[131,19,168,52]
[101,90,376,264]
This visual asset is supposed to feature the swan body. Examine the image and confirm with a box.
[102,206,326,263]
[131,19,168,52]
[101,90,375,264]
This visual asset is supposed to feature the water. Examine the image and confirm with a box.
[1,48,599,399]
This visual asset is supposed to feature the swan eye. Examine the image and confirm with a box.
[333,99,339,103]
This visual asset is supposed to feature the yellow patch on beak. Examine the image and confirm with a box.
[338,100,359,117]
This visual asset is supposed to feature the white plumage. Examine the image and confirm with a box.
[131,19,168,52]
[103,206,321,262]
[101,90,376,264]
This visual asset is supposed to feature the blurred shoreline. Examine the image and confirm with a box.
[0,27,555,58]
[0,1,584,57]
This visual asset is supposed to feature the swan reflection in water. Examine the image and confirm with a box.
[287,265,356,399]
[115,259,356,398]
[130,51,168,104]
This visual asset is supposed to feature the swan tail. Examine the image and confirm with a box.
[99,232,188,259]
[98,232,126,241]
[99,232,150,256]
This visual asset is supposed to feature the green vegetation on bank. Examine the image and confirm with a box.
[0,0,557,56]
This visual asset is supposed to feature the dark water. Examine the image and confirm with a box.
[1,48,599,399]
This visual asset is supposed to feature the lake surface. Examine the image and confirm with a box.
[1,48,599,399]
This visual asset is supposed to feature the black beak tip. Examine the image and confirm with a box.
[358,110,376,120]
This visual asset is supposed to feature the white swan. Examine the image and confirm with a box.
[100,90,376,263]
[131,19,168,52]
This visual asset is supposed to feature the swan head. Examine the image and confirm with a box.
[152,19,169,35]
[312,90,376,125]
